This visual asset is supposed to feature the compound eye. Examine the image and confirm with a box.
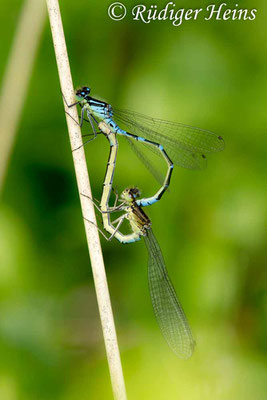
[82,86,90,93]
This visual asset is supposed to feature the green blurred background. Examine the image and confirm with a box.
[1,0,267,399]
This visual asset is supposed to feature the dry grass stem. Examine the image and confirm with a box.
[46,1,127,398]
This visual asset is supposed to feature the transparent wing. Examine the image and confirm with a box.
[144,229,195,359]
[113,108,224,170]
[124,136,166,188]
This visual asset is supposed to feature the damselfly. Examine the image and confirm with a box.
[83,185,195,358]
[66,86,224,207]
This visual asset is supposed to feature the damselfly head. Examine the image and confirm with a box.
[121,187,141,203]
[130,187,141,199]
[76,86,91,99]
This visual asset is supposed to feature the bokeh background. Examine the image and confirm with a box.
[1,0,267,399]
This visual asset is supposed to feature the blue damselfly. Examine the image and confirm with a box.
[66,86,224,207]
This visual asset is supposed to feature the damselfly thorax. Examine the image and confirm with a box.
[121,187,152,236]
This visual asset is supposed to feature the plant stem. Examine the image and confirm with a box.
[45,1,127,399]
[0,0,46,193]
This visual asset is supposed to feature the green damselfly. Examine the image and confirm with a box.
[82,122,195,358]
